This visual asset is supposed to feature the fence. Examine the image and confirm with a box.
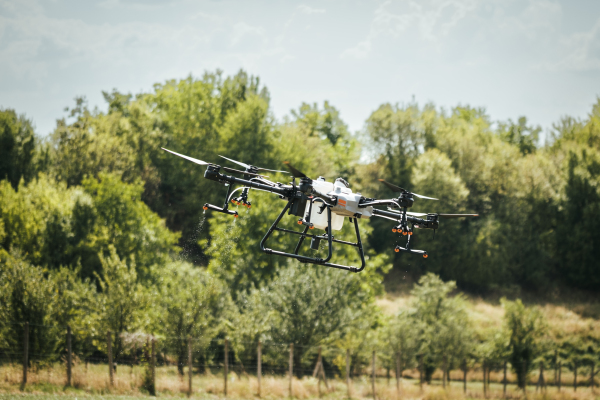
[1,322,599,398]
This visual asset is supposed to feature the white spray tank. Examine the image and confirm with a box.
[305,177,344,231]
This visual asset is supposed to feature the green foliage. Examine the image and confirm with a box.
[410,273,472,382]
[501,298,546,388]
[260,264,377,376]
[80,173,179,279]
[0,251,58,364]
[159,262,231,375]
[0,109,37,189]
[378,310,419,375]
[498,116,540,155]
[93,246,150,358]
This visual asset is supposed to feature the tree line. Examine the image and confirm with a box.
[0,70,599,382]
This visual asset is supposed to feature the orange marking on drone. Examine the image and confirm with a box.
[338,199,347,207]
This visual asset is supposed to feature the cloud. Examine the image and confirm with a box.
[340,0,478,59]
[297,4,325,15]
[549,17,600,71]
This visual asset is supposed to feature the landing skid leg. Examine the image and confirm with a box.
[260,200,366,272]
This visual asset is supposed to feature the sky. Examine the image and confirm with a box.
[1,0,599,137]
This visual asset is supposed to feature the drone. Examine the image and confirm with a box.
[162,148,478,273]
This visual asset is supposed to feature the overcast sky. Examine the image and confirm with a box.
[1,0,599,137]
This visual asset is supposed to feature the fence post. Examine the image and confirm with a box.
[257,340,262,398]
[554,350,558,385]
[188,337,192,397]
[419,354,424,390]
[21,322,29,389]
[372,350,376,400]
[558,361,561,392]
[317,346,322,398]
[67,325,72,387]
[347,349,351,399]
[503,361,507,396]
[443,355,447,389]
[289,343,293,398]
[396,352,401,400]
[463,360,467,394]
[151,336,156,395]
[107,330,114,387]
[224,338,228,397]
[483,361,487,398]
[522,360,527,395]
[574,360,577,392]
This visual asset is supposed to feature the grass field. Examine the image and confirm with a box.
[1,362,599,400]
[1,293,599,400]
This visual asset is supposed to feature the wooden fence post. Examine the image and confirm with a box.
[257,340,262,398]
[151,336,156,395]
[21,322,29,389]
[503,361,507,396]
[574,360,577,392]
[224,338,228,397]
[522,360,526,395]
[483,361,487,398]
[463,360,467,394]
[419,354,424,390]
[318,347,322,398]
[558,361,561,391]
[396,352,401,400]
[554,350,558,385]
[347,349,351,399]
[107,331,114,387]
[67,325,72,387]
[188,337,192,397]
[289,343,293,398]
[443,355,447,389]
[591,363,595,392]
[372,350,376,400]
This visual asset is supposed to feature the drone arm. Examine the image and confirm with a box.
[359,199,401,208]
[372,208,403,221]
[205,167,290,197]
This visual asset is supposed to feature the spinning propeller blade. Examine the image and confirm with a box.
[162,148,210,166]
[378,179,438,200]
[379,179,406,193]
[387,209,478,219]
[219,155,288,173]
[283,162,307,178]
[438,214,479,219]
[221,166,266,177]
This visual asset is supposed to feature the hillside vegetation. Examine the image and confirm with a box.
[1,71,599,397]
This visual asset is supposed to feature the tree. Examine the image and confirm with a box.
[160,262,231,375]
[93,246,150,360]
[262,264,375,377]
[501,298,545,388]
[0,109,37,189]
[0,251,58,365]
[498,116,540,155]
[410,273,472,382]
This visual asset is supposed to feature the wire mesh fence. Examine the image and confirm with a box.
[1,322,598,398]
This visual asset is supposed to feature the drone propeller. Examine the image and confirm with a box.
[221,166,266,177]
[283,162,308,178]
[162,148,210,166]
[219,155,288,174]
[378,179,438,200]
[388,209,479,219]
[437,213,479,219]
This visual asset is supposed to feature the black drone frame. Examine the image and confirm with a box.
[260,197,366,273]
[202,165,366,273]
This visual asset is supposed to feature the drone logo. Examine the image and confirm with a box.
[162,148,478,272]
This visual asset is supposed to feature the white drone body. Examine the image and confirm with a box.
[307,177,374,231]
